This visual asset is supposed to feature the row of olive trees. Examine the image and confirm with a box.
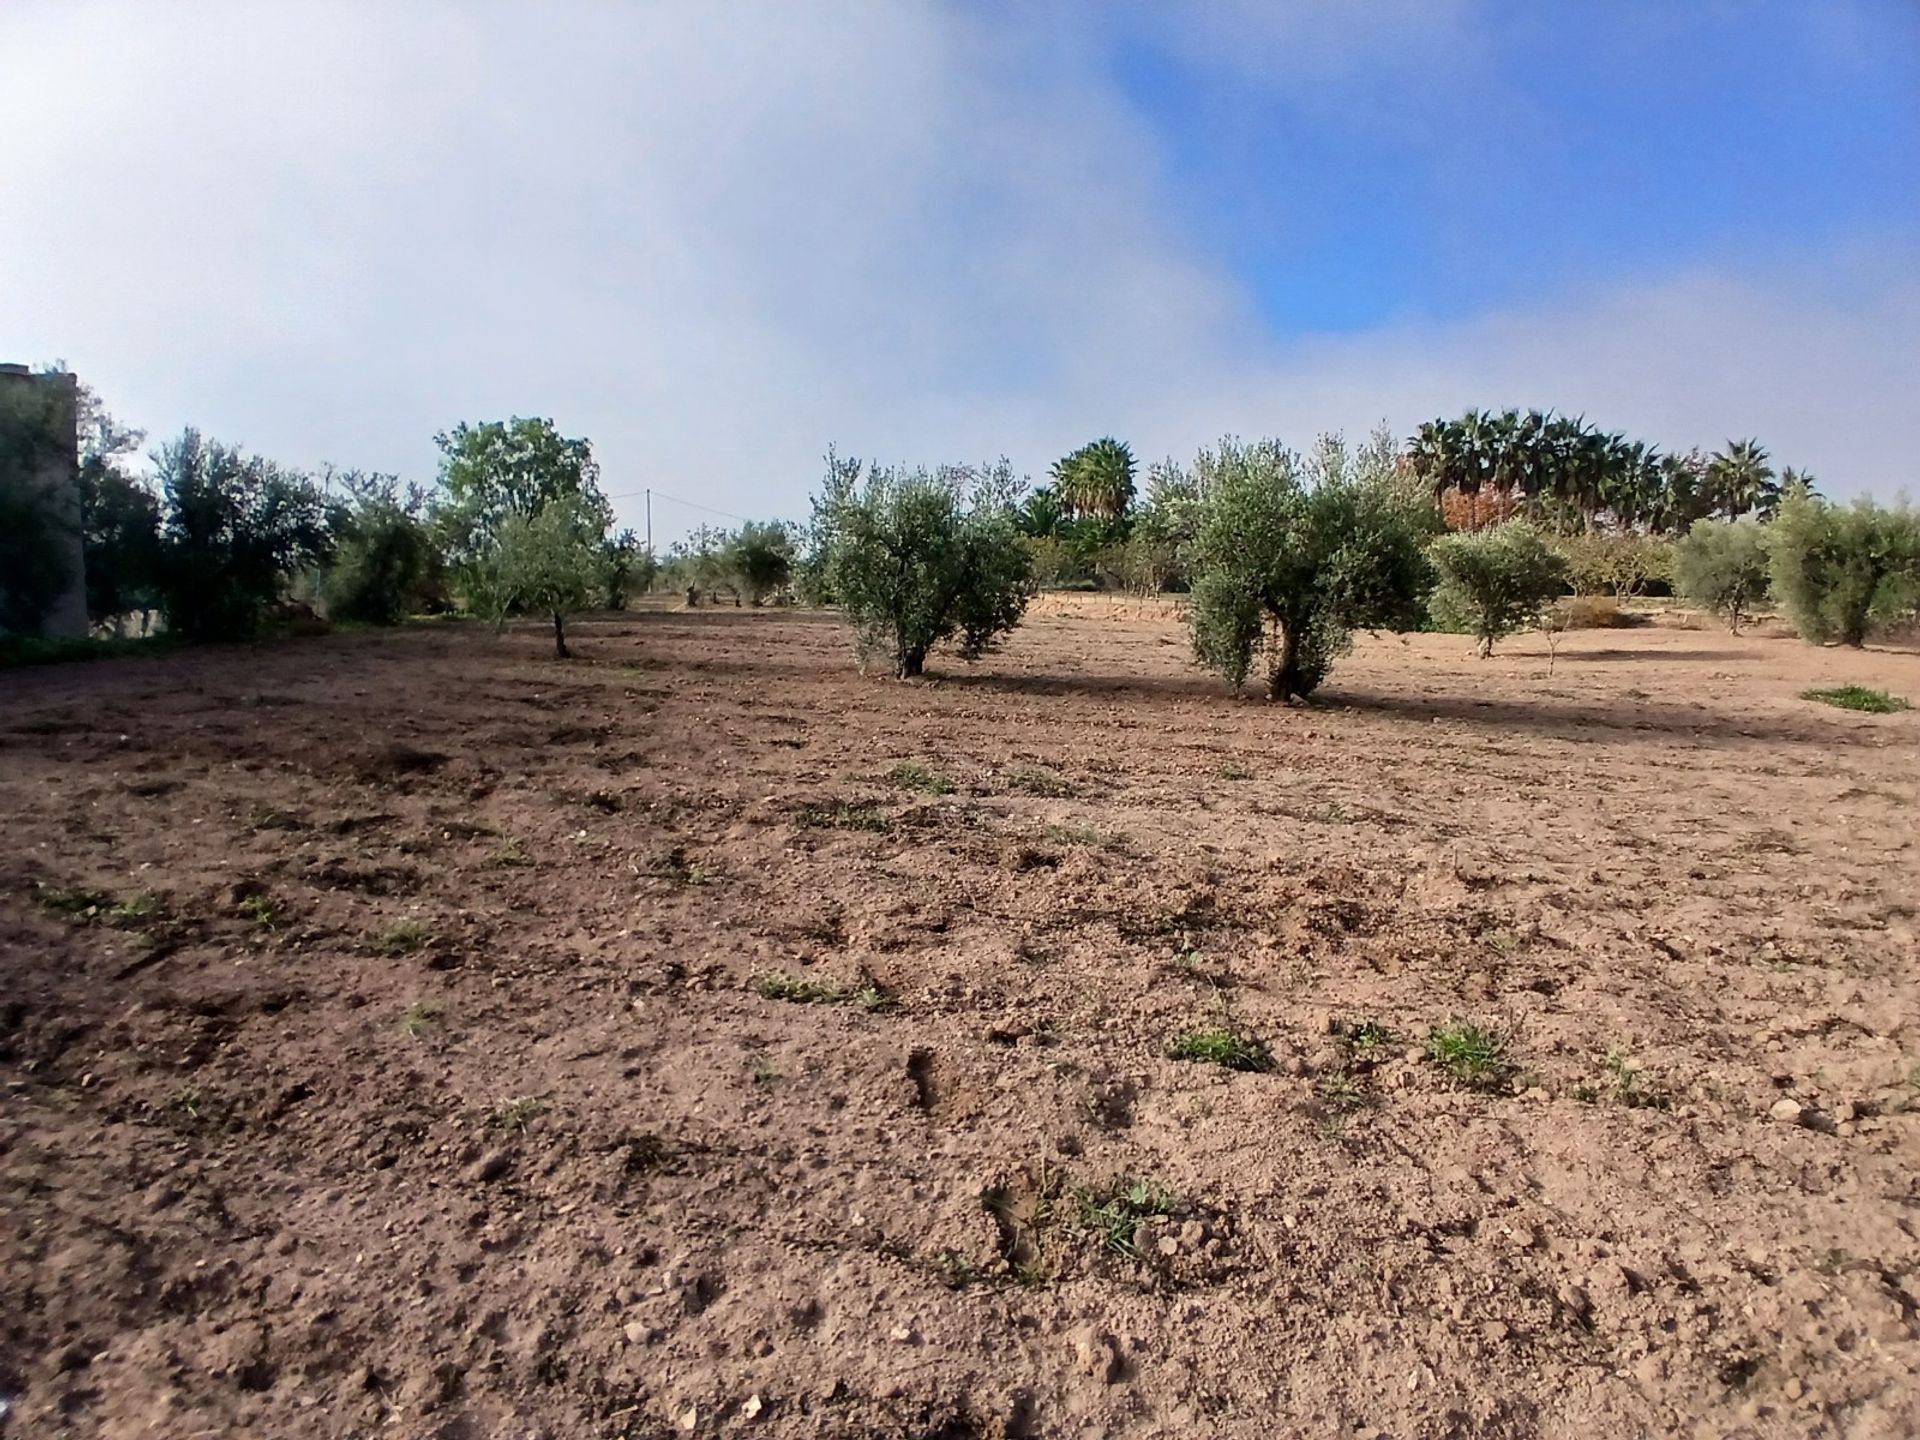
[799,436,1919,701]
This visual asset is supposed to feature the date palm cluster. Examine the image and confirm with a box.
[1404,409,1798,534]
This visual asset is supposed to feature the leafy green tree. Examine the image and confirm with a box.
[1767,485,1920,646]
[472,493,610,658]
[433,417,609,571]
[1428,521,1569,658]
[1187,432,1434,700]
[600,529,650,609]
[725,521,795,605]
[0,379,79,634]
[152,428,331,640]
[1706,439,1778,520]
[1051,437,1136,523]
[1671,518,1770,633]
[1554,530,1671,601]
[321,471,445,625]
[811,450,1034,677]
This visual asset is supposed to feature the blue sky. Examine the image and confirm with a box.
[2,1,1916,539]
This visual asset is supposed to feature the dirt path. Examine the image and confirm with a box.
[3,600,1918,1438]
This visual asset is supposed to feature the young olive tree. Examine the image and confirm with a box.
[474,493,610,658]
[1671,518,1770,632]
[1186,431,1435,700]
[1427,521,1569,658]
[725,521,796,605]
[1767,485,1919,647]
[812,450,1035,678]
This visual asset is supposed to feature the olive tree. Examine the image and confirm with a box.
[725,521,796,605]
[1427,521,1569,658]
[811,450,1034,678]
[321,471,445,625]
[1767,485,1919,647]
[1186,431,1434,700]
[1671,518,1770,633]
[473,493,609,658]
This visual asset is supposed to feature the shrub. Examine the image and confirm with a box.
[1186,431,1434,700]
[471,492,609,658]
[152,429,331,640]
[79,465,161,630]
[600,529,651,609]
[322,472,445,625]
[1555,530,1670,599]
[811,449,1035,678]
[1427,521,1569,658]
[1767,486,1920,647]
[1671,518,1770,633]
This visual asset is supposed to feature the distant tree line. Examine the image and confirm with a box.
[4,373,1914,693]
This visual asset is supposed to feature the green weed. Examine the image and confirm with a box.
[1427,1020,1512,1090]
[1167,1026,1274,1073]
[1005,764,1078,798]
[885,762,954,795]
[1072,1177,1178,1259]
[1802,685,1909,714]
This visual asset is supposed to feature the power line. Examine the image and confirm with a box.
[602,485,752,526]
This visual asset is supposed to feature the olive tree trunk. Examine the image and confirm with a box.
[552,611,571,660]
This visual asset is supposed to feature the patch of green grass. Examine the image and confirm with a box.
[400,1001,443,1036]
[1576,1048,1669,1110]
[491,1095,544,1133]
[1167,1025,1274,1073]
[749,1055,780,1086]
[1040,822,1127,851]
[1316,1072,1373,1113]
[934,1250,984,1289]
[1005,764,1078,798]
[0,631,183,669]
[34,884,160,928]
[373,920,428,956]
[488,837,532,868]
[248,804,303,831]
[754,973,895,1011]
[1427,1020,1512,1090]
[236,894,277,928]
[1214,762,1252,782]
[1071,1177,1178,1259]
[793,799,890,832]
[1341,1018,1397,1052]
[885,762,954,795]
[1802,685,1910,714]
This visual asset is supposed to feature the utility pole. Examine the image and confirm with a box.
[645,488,652,556]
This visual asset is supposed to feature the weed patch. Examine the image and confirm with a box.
[1802,686,1909,714]
[373,920,428,956]
[793,799,889,832]
[754,973,894,1010]
[885,762,954,795]
[1005,764,1078,798]
[1167,1026,1273,1073]
[1427,1020,1513,1090]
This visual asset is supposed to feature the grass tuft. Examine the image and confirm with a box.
[1167,1025,1274,1073]
[1427,1020,1512,1090]
[754,973,895,1010]
[373,920,428,956]
[1801,685,1910,714]
[885,762,954,795]
[1072,1176,1178,1259]
[793,799,890,832]
[1005,764,1078,798]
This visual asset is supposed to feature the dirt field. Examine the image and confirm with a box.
[3,596,1918,1439]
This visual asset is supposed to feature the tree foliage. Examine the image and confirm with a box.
[1766,485,1920,647]
[811,449,1034,678]
[725,521,796,605]
[1186,431,1435,700]
[472,493,610,658]
[152,429,331,640]
[321,471,445,625]
[1554,530,1671,600]
[433,417,609,571]
[1051,437,1135,523]
[1427,521,1570,658]
[1671,518,1770,632]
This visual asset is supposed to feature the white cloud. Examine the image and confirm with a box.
[1,0,1911,545]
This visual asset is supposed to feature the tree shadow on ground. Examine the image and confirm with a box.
[1551,647,1751,664]
[1318,687,1874,748]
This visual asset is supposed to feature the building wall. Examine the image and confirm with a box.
[0,364,87,638]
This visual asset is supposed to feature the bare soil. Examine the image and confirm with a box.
[3,596,1919,1440]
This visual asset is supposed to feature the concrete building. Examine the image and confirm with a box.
[0,363,88,638]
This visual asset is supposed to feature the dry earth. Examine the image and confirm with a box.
[3,596,1919,1440]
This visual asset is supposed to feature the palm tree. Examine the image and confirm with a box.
[1016,484,1066,539]
[1052,437,1136,523]
[1706,438,1776,520]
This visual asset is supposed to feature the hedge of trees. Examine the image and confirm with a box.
[4,374,1915,697]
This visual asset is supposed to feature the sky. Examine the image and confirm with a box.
[3,0,1916,543]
